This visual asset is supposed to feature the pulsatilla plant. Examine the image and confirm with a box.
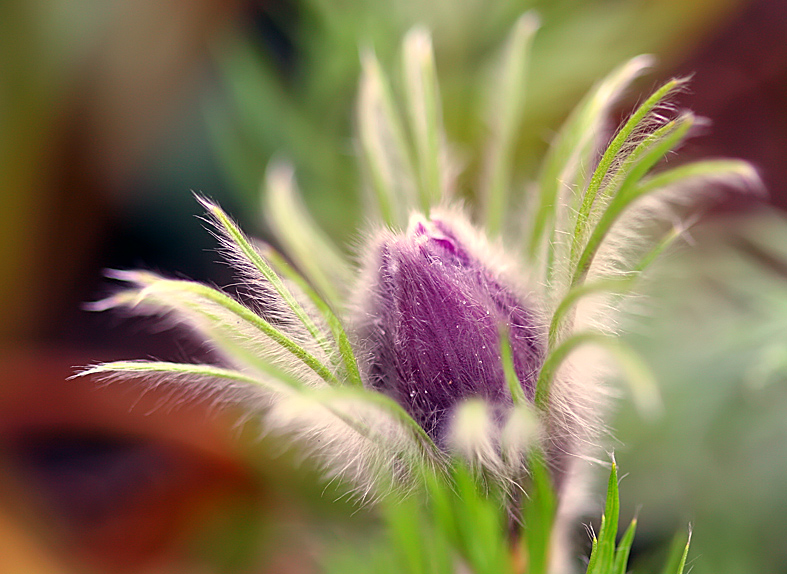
[81,14,758,574]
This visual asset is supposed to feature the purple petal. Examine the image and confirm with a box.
[355,214,544,444]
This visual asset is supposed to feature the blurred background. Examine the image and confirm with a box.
[1,0,786,572]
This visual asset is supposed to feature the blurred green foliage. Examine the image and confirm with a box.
[208,0,743,242]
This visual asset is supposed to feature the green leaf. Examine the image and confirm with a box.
[314,386,443,463]
[661,530,692,574]
[548,225,686,350]
[589,460,620,574]
[387,497,427,574]
[586,534,600,574]
[402,26,444,212]
[521,453,557,574]
[197,196,335,360]
[357,49,418,227]
[536,332,661,417]
[636,159,759,199]
[572,158,756,288]
[630,224,685,274]
[92,270,340,387]
[75,360,289,390]
[548,277,634,349]
[499,324,529,406]
[527,55,653,264]
[673,531,692,574]
[264,161,354,306]
[612,518,637,574]
[571,112,695,285]
[261,245,364,388]
[450,464,509,574]
[569,77,689,265]
[481,12,539,236]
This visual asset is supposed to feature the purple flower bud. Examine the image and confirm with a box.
[354,211,544,445]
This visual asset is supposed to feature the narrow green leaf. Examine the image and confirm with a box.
[482,12,539,236]
[95,271,341,386]
[402,26,444,211]
[74,360,315,412]
[673,530,692,574]
[635,159,759,200]
[425,468,457,544]
[76,361,271,388]
[536,332,661,417]
[527,55,653,262]
[357,50,417,227]
[499,324,528,406]
[450,463,509,574]
[196,196,335,360]
[262,245,364,388]
[613,518,637,574]
[585,534,600,574]
[572,157,755,288]
[319,386,442,460]
[548,277,634,349]
[587,113,694,222]
[631,224,684,274]
[570,77,689,263]
[548,224,686,350]
[571,112,695,282]
[414,470,457,574]
[592,460,620,573]
[660,531,691,574]
[264,161,354,306]
[522,452,557,574]
[386,497,426,574]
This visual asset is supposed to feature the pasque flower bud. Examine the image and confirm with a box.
[81,19,760,542]
[353,210,544,445]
